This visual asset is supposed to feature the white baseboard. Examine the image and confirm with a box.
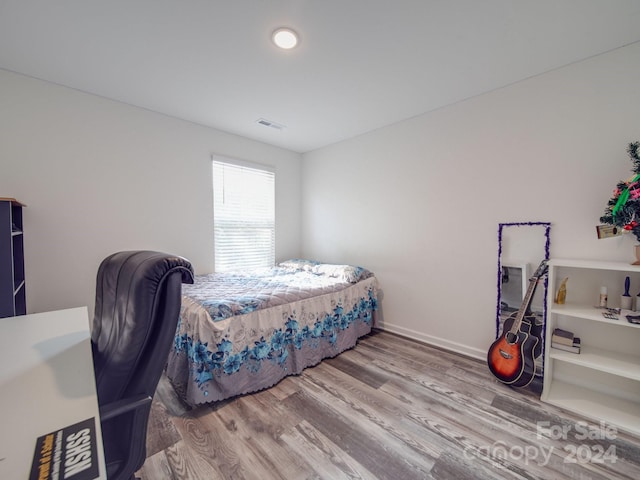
[377,322,486,361]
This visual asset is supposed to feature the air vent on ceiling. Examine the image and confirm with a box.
[256,118,285,130]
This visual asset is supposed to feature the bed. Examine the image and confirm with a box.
[165,259,378,406]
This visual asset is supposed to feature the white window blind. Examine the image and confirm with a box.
[213,159,275,272]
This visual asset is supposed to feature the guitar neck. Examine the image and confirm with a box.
[509,264,546,334]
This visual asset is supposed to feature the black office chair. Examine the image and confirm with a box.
[91,251,194,480]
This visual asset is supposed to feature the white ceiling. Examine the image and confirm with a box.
[1,1,640,153]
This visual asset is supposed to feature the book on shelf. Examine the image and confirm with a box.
[551,337,581,354]
[551,327,575,346]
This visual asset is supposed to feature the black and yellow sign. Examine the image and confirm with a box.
[29,417,100,480]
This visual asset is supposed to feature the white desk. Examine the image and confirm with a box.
[0,307,106,479]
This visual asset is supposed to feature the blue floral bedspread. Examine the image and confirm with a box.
[165,260,378,405]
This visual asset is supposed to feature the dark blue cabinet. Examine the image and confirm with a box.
[0,198,26,318]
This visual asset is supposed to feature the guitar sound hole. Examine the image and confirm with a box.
[505,332,518,344]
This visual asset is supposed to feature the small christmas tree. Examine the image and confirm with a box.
[600,142,640,242]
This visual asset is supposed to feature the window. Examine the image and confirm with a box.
[212,159,275,272]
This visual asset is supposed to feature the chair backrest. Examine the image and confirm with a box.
[92,250,194,405]
[91,251,193,479]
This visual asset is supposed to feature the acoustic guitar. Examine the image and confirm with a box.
[487,260,547,388]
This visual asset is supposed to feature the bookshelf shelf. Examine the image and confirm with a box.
[549,346,640,381]
[543,381,640,436]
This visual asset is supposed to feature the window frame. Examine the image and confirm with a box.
[211,156,276,272]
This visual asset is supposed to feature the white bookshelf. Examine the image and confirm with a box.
[541,259,640,437]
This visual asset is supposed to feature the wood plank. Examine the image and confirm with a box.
[178,395,317,480]
[163,438,228,480]
[323,354,391,389]
[299,362,443,461]
[170,414,247,479]
[145,398,182,456]
[282,389,434,479]
[137,450,176,480]
[279,420,379,480]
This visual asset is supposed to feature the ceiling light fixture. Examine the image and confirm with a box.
[272,27,299,50]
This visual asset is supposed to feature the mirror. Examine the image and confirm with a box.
[496,222,551,330]
[496,222,551,392]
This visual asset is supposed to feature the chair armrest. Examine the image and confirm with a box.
[99,394,152,422]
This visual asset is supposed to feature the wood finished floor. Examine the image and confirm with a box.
[138,331,640,479]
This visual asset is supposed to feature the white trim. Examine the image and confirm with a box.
[377,322,486,361]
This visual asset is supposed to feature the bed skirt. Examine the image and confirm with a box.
[166,276,378,405]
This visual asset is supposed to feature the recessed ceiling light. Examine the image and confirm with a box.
[272,27,299,50]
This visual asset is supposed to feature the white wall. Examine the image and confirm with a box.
[301,42,640,359]
[0,70,302,315]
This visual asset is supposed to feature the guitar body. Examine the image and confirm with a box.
[528,317,543,359]
[488,259,547,387]
[487,312,541,387]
